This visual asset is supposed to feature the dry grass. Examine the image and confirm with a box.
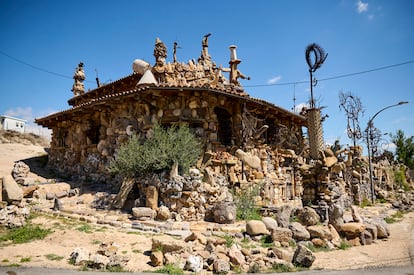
[0,129,49,147]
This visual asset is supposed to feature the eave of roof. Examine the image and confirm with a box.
[36,84,306,127]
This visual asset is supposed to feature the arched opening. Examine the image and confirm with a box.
[214,107,232,146]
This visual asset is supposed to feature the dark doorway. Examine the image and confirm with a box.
[214,107,232,146]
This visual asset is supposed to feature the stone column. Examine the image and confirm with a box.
[307,108,324,159]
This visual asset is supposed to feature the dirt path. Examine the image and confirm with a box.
[313,210,414,270]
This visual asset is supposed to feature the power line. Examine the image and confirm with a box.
[1,49,413,87]
[0,49,95,83]
[244,60,414,88]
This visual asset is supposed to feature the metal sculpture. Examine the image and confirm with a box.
[339,91,365,147]
[305,43,328,108]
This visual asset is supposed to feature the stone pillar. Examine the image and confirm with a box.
[307,108,324,159]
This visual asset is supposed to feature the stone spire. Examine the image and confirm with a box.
[71,62,85,96]
[153,38,167,66]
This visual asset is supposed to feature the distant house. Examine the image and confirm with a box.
[0,115,26,133]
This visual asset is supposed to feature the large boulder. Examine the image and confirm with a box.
[12,161,30,185]
[328,203,344,231]
[289,222,310,241]
[275,204,293,228]
[307,225,333,240]
[262,217,278,232]
[270,227,293,243]
[340,222,366,238]
[293,244,315,267]
[212,202,236,224]
[70,247,90,266]
[2,175,23,204]
[297,206,320,226]
[185,255,203,272]
[213,259,230,274]
[246,220,269,236]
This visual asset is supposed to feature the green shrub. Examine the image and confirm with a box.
[384,210,404,224]
[109,124,202,176]
[338,239,351,250]
[233,183,262,221]
[76,224,93,233]
[45,254,64,261]
[0,225,52,244]
[271,263,294,272]
[152,264,184,275]
[20,257,31,263]
[259,235,274,248]
[394,167,412,191]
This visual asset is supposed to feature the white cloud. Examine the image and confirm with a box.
[356,0,368,13]
[5,107,34,122]
[368,14,374,20]
[267,75,282,85]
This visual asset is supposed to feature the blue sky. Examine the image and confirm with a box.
[1,0,413,150]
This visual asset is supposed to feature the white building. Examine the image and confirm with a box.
[0,115,26,133]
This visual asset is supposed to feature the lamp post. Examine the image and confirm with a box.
[366,101,409,203]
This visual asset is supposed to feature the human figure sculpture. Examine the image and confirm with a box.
[71,62,85,96]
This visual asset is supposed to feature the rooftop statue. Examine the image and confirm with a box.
[71,62,85,96]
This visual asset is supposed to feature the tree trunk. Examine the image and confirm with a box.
[112,177,135,209]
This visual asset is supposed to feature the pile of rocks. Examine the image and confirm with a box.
[148,204,390,273]
[130,167,234,223]
[70,242,129,270]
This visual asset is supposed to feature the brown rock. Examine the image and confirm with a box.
[340,222,366,237]
[22,185,39,198]
[307,225,333,240]
[150,251,164,266]
[246,220,269,236]
[311,238,325,247]
[271,227,293,243]
[145,186,158,210]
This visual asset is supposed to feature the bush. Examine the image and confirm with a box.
[0,224,52,244]
[233,183,262,221]
[109,124,202,177]
[394,167,411,191]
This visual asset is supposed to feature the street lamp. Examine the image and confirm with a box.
[366,101,409,203]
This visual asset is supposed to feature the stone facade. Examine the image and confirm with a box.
[35,36,307,206]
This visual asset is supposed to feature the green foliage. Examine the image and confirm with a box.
[76,224,93,233]
[305,243,330,252]
[338,239,351,250]
[221,234,235,248]
[271,263,294,272]
[0,224,52,244]
[152,264,184,275]
[248,262,261,273]
[106,265,125,272]
[109,124,202,177]
[45,254,64,261]
[259,235,274,248]
[384,211,404,224]
[391,130,414,169]
[360,197,372,208]
[233,184,262,221]
[20,257,31,263]
[394,167,412,191]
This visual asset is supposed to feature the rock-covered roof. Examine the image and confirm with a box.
[36,35,306,127]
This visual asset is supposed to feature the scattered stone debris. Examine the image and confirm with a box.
[70,242,129,270]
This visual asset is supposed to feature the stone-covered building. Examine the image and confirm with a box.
[36,35,307,206]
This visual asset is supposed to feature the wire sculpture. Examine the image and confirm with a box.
[305,43,328,108]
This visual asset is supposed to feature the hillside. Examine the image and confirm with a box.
[0,129,50,147]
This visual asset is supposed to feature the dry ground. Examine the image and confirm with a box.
[0,141,413,272]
